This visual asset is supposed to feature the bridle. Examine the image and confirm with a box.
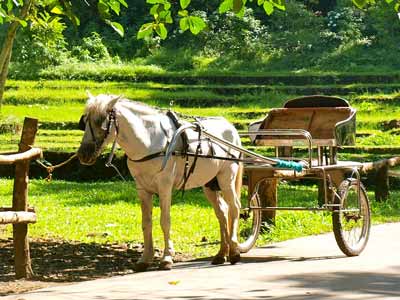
[79,108,125,180]
[79,109,118,151]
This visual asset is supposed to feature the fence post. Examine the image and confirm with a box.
[375,163,389,202]
[12,117,38,279]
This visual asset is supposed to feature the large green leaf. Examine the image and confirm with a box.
[180,0,191,9]
[118,0,128,8]
[155,22,168,39]
[0,7,8,18]
[178,9,188,17]
[263,1,274,15]
[108,0,121,15]
[179,16,189,31]
[97,1,111,19]
[271,0,285,10]
[106,20,125,37]
[163,10,173,23]
[188,15,206,34]
[137,22,154,39]
[150,4,160,15]
[219,0,232,13]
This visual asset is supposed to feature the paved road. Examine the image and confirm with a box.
[5,223,400,300]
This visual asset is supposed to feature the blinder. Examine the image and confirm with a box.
[78,115,86,131]
[78,110,117,145]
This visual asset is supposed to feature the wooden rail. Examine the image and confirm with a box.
[0,148,42,165]
[361,157,400,202]
[0,211,37,224]
[0,117,41,279]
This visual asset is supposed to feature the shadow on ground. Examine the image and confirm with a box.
[0,238,149,284]
[262,268,400,300]
[0,236,189,297]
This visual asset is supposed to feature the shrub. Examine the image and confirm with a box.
[12,14,69,67]
[202,9,269,60]
[71,32,111,62]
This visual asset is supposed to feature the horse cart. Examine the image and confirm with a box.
[165,95,371,256]
[237,95,371,256]
[170,95,370,257]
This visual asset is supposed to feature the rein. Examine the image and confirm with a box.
[37,109,122,182]
[129,151,244,163]
[36,153,78,181]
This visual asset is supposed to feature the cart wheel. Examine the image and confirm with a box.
[332,178,371,256]
[238,189,261,253]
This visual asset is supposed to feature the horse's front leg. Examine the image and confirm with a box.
[134,189,154,272]
[158,189,175,270]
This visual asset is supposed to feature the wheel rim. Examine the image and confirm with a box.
[339,184,369,251]
[238,192,260,249]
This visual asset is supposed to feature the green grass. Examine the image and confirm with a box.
[17,61,400,81]
[1,180,399,258]
[2,78,400,152]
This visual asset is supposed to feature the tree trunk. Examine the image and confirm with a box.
[0,26,17,111]
[0,0,33,110]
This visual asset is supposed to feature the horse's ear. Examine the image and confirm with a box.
[86,90,95,99]
[107,95,122,111]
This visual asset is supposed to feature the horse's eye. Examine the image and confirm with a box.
[101,119,108,131]
[78,115,86,131]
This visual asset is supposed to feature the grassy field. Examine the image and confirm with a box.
[0,179,399,259]
[1,79,400,154]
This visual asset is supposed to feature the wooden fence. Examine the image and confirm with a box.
[0,118,42,279]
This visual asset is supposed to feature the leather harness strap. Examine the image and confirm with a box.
[126,110,241,192]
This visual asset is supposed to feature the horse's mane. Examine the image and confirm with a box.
[85,94,161,120]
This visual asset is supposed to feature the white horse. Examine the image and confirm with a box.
[77,94,243,271]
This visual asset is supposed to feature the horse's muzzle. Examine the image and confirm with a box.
[77,142,98,165]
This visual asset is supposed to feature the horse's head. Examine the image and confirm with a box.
[77,93,121,165]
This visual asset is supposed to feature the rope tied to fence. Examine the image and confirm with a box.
[36,153,78,182]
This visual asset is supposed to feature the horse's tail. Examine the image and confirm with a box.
[235,162,243,204]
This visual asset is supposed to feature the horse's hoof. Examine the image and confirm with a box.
[229,251,241,265]
[134,262,150,272]
[211,255,226,265]
[159,261,173,271]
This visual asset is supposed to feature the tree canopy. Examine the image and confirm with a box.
[0,0,399,107]
[1,0,399,40]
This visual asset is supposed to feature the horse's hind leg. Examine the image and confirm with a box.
[203,187,229,265]
[135,189,154,272]
[217,165,241,265]
[221,187,241,264]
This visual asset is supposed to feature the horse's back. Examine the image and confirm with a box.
[197,117,241,146]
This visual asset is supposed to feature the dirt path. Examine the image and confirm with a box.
[3,223,400,299]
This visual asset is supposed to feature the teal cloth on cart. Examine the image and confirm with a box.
[275,160,303,172]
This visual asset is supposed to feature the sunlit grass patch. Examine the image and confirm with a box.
[1,180,399,258]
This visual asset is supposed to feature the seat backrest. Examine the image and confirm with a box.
[260,107,353,140]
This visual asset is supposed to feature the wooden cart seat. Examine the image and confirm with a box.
[254,96,356,147]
